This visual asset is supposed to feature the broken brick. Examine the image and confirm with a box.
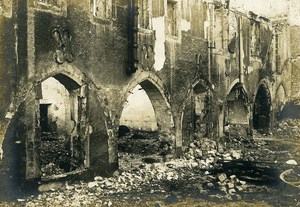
[217,173,227,183]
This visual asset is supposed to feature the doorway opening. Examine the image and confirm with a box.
[182,82,209,147]
[118,80,174,169]
[38,75,85,177]
[253,84,271,134]
[225,83,249,137]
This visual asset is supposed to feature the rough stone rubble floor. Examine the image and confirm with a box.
[1,125,300,207]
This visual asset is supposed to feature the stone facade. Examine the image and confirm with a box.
[0,0,298,191]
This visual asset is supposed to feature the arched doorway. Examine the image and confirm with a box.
[182,82,209,147]
[253,84,271,134]
[38,75,86,176]
[120,79,173,134]
[118,79,174,166]
[225,83,249,137]
[0,73,88,198]
[120,84,158,131]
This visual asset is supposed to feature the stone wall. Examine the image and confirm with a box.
[0,0,297,187]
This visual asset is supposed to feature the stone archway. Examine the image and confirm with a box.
[0,71,88,199]
[225,83,249,137]
[120,73,174,135]
[120,84,158,131]
[38,74,87,177]
[253,84,272,134]
[181,81,209,147]
[139,79,173,133]
[118,74,174,165]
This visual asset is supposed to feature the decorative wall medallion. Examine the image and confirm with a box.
[52,27,74,64]
[140,43,154,70]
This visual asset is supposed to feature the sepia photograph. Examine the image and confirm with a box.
[0,0,299,206]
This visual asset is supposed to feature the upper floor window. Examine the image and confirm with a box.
[91,0,112,19]
[167,0,178,37]
[138,0,150,29]
[34,0,67,14]
[36,0,62,7]
[275,32,282,73]
[250,22,261,57]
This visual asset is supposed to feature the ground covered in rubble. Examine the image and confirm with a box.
[1,120,300,207]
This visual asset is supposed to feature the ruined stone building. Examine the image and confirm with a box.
[0,0,299,191]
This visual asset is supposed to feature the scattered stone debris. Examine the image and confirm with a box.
[273,119,300,138]
[215,173,247,199]
[7,120,300,206]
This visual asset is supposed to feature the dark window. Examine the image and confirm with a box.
[40,104,50,133]
[167,1,177,36]
[91,0,112,19]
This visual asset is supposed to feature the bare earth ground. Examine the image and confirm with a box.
[1,120,300,207]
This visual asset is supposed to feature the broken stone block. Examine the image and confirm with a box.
[286,159,298,165]
[239,180,246,185]
[247,156,255,162]
[206,182,215,188]
[104,180,114,187]
[217,173,227,183]
[190,143,196,148]
[166,172,174,180]
[223,153,233,161]
[228,188,236,195]
[205,157,214,164]
[231,150,241,159]
[173,174,179,180]
[94,176,103,181]
[225,194,233,200]
[217,181,226,187]
[38,182,64,192]
[219,186,227,193]
[88,181,98,188]
[236,185,244,192]
[113,170,120,177]
[65,183,75,190]
[195,149,203,157]
[191,162,198,167]
[230,175,238,183]
[227,182,235,189]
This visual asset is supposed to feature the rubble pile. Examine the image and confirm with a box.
[183,139,222,170]
[24,161,199,206]
[217,173,247,200]
[184,138,247,168]
[41,163,65,176]
[39,140,70,176]
[273,119,300,138]
[17,125,300,206]
[118,131,173,156]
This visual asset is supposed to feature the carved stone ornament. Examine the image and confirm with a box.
[52,27,74,64]
[140,43,154,70]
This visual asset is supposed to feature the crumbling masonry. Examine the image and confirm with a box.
[0,0,299,191]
